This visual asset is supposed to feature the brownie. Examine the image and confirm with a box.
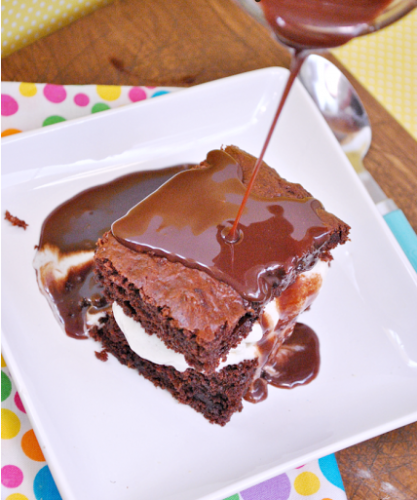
[90,315,258,426]
[93,145,350,425]
[95,231,257,373]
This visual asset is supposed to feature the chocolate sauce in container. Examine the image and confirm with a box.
[259,0,393,49]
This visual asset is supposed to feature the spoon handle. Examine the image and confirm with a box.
[382,209,417,272]
[347,157,417,273]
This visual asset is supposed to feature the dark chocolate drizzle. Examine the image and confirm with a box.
[112,150,331,304]
[266,323,320,389]
[39,166,190,253]
[36,165,190,338]
[245,323,320,403]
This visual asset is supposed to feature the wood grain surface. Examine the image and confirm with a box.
[2,0,417,498]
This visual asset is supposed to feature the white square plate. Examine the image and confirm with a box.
[2,68,417,500]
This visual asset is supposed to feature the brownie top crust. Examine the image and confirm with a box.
[95,232,251,341]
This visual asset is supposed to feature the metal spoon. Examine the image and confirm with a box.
[298,53,417,271]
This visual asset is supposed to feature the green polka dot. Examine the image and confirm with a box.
[91,103,111,114]
[42,115,66,127]
[223,496,239,500]
[1,371,12,402]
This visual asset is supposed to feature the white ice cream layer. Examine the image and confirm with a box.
[113,302,264,372]
[113,302,191,372]
[112,260,327,373]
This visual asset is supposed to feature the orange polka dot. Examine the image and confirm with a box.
[21,429,45,462]
[1,129,22,137]
[1,354,6,367]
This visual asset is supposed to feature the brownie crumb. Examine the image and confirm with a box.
[95,350,109,362]
[5,210,28,230]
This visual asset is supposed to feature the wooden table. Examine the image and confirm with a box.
[2,0,417,498]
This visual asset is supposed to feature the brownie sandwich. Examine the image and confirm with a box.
[92,145,350,425]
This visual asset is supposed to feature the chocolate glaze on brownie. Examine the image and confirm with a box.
[112,146,349,304]
[112,147,343,304]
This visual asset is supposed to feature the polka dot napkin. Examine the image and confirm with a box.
[1,82,348,500]
[1,82,175,136]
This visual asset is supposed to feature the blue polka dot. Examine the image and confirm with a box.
[34,465,63,500]
[151,90,170,98]
[318,454,345,490]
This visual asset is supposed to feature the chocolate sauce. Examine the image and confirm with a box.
[35,159,325,402]
[41,260,99,339]
[245,324,320,402]
[35,165,190,338]
[244,267,323,402]
[267,323,320,388]
[259,0,393,50]
[39,166,190,253]
[229,53,306,238]
[112,149,331,303]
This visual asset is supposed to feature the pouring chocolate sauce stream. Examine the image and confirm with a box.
[228,0,393,242]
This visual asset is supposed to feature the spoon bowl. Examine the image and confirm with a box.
[298,54,372,171]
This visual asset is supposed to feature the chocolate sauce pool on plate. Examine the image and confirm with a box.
[39,166,189,253]
[245,323,320,403]
[36,165,189,338]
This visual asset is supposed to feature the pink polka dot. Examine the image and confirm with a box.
[1,94,19,116]
[43,84,67,104]
[128,87,147,102]
[14,391,26,413]
[1,465,24,488]
[74,93,90,107]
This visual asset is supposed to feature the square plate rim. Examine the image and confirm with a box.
[2,66,417,500]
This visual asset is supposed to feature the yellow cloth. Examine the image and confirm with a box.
[333,9,417,140]
[1,1,416,139]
